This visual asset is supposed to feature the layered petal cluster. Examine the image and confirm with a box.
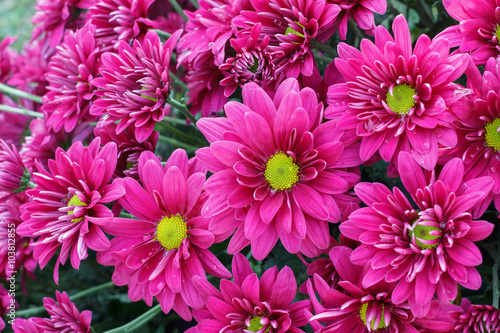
[330,0,387,40]
[92,149,231,321]
[0,140,31,203]
[306,246,459,333]
[13,291,92,333]
[188,253,311,333]
[233,0,341,78]
[340,152,495,317]
[437,0,500,65]
[196,78,361,260]
[450,298,500,332]
[17,138,122,283]
[327,14,468,173]
[42,23,101,133]
[91,30,181,143]
[0,285,14,331]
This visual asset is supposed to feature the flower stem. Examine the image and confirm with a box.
[157,134,198,151]
[163,116,189,126]
[166,97,197,126]
[0,104,42,118]
[16,281,116,317]
[0,83,43,104]
[103,304,162,333]
[169,70,187,90]
[189,0,199,8]
[155,29,172,39]
[311,40,338,58]
[168,0,188,21]
[157,120,196,143]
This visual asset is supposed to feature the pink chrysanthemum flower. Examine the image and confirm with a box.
[0,36,17,87]
[305,246,460,332]
[17,138,122,283]
[13,291,92,333]
[0,284,15,331]
[450,298,500,333]
[42,23,101,133]
[330,0,387,40]
[187,252,312,333]
[327,14,468,172]
[148,0,195,34]
[88,0,157,50]
[439,57,500,215]
[437,0,500,65]
[92,149,232,321]
[233,0,341,78]
[0,140,31,203]
[196,78,361,260]
[340,152,495,317]
[90,30,181,143]
[0,111,31,147]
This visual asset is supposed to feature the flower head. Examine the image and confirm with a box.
[330,0,387,40]
[0,140,31,203]
[340,152,494,317]
[450,298,500,333]
[92,149,231,320]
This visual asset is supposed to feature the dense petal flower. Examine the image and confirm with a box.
[331,0,387,40]
[197,78,361,260]
[0,140,31,203]
[450,298,500,332]
[327,14,468,173]
[92,149,231,321]
[340,152,494,318]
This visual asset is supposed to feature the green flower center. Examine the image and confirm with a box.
[264,152,300,191]
[67,195,88,223]
[484,118,500,151]
[495,25,500,43]
[386,84,416,115]
[409,224,441,249]
[156,215,188,250]
[248,55,260,73]
[247,316,270,332]
[359,303,388,330]
[14,168,32,193]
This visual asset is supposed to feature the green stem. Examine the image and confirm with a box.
[119,211,135,219]
[157,135,198,151]
[0,83,43,104]
[0,104,42,118]
[163,116,190,126]
[166,97,197,126]
[169,70,187,90]
[16,281,115,317]
[103,304,162,333]
[155,29,172,39]
[157,121,196,143]
[189,0,199,8]
[311,40,338,58]
[168,0,188,21]
[28,181,37,188]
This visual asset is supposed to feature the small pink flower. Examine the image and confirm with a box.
[450,298,500,332]
[331,0,387,39]
[0,140,31,203]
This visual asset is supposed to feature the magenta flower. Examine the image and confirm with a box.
[305,246,460,332]
[13,291,92,333]
[0,284,15,331]
[17,138,122,283]
[327,14,468,172]
[92,149,231,321]
[437,0,500,65]
[331,0,387,40]
[340,152,494,317]
[0,111,31,147]
[187,253,312,333]
[450,298,500,332]
[233,0,341,78]
[196,78,361,260]
[0,140,31,203]
[90,30,181,142]
[42,23,101,133]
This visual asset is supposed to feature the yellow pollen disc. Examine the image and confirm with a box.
[247,316,270,332]
[359,303,388,330]
[496,25,500,43]
[408,224,441,250]
[484,118,500,151]
[67,195,88,223]
[386,84,416,115]
[156,215,188,250]
[264,152,300,191]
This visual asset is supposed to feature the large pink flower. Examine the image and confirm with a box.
[187,253,312,333]
[17,138,122,283]
[340,152,494,317]
[327,14,468,173]
[196,78,361,260]
[92,149,231,321]
[91,30,181,142]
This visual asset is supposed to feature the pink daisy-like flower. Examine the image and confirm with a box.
[13,291,92,333]
[450,298,500,332]
[233,0,341,78]
[92,149,232,321]
[340,152,495,317]
[0,140,31,203]
[90,29,181,143]
[17,138,122,283]
[87,0,157,50]
[42,23,101,133]
[187,252,312,333]
[196,78,361,260]
[330,0,387,40]
[327,14,468,172]
[305,246,460,332]
[437,0,500,65]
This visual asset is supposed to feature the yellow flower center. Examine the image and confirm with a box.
[359,303,388,330]
[495,25,500,43]
[247,316,270,332]
[484,118,500,151]
[386,84,416,115]
[67,195,87,223]
[264,152,300,191]
[409,224,441,249]
[156,215,188,250]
